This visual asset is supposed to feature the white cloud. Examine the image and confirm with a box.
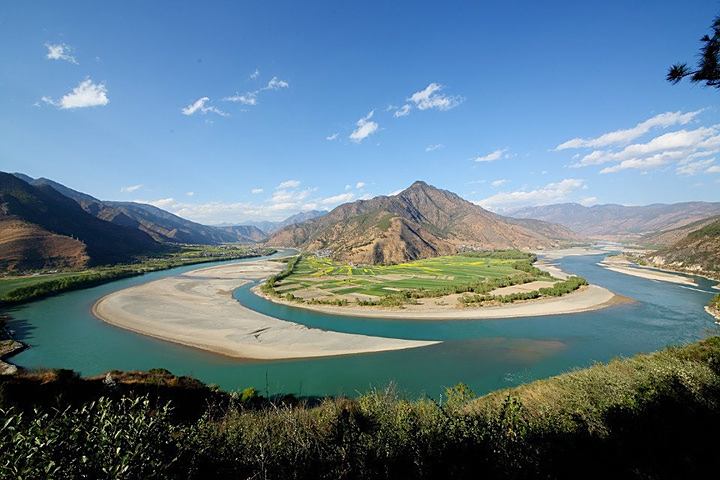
[120,184,143,193]
[142,197,176,208]
[320,192,354,206]
[349,110,379,143]
[580,196,598,206]
[181,96,228,117]
[556,110,702,150]
[223,93,257,105]
[408,83,463,111]
[599,152,677,174]
[222,75,288,107]
[569,123,720,175]
[355,181,366,189]
[491,179,508,187]
[394,104,411,117]
[425,143,444,152]
[41,78,109,109]
[251,188,264,194]
[326,132,339,141]
[265,76,289,90]
[474,148,508,163]
[250,68,260,79]
[675,158,717,176]
[388,189,404,196]
[45,43,78,64]
[477,179,586,212]
[186,191,195,196]
[707,165,720,173]
[277,179,301,189]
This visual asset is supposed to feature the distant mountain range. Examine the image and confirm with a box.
[15,174,267,245]
[267,181,577,264]
[0,172,161,271]
[512,202,720,238]
[243,210,328,235]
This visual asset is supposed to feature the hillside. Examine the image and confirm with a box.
[640,215,720,247]
[14,174,266,244]
[512,202,720,238]
[0,173,161,271]
[646,217,720,278]
[268,181,576,264]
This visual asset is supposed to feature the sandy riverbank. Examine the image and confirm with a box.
[93,261,438,360]
[705,306,720,323]
[255,285,622,321]
[598,256,697,286]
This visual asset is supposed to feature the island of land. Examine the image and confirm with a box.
[255,250,620,320]
[92,260,438,360]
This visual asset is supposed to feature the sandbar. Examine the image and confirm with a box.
[598,256,697,286]
[93,260,438,360]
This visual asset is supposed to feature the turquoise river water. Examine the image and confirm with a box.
[3,252,719,398]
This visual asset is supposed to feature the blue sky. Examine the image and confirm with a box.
[1,0,719,223]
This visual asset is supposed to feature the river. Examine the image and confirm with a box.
[4,252,718,398]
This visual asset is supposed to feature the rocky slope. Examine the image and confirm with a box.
[646,218,720,278]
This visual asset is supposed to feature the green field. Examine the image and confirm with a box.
[270,251,557,304]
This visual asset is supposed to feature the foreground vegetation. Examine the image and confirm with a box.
[0,245,275,305]
[262,251,588,308]
[2,337,720,479]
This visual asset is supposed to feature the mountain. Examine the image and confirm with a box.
[641,215,720,247]
[0,172,161,271]
[13,174,266,245]
[214,224,268,242]
[267,181,576,264]
[511,202,720,238]
[246,210,328,234]
[646,217,720,277]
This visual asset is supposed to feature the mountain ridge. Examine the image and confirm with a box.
[267,181,577,264]
[512,201,720,238]
[0,172,162,271]
[12,173,267,245]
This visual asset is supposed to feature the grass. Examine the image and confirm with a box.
[268,251,564,306]
[0,245,276,305]
[2,337,720,479]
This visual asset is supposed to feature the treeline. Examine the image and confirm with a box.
[0,248,275,306]
[2,337,720,479]
[260,255,301,296]
[460,276,588,306]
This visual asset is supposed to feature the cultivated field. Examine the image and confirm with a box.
[272,252,557,303]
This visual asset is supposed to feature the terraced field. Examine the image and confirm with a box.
[274,253,549,301]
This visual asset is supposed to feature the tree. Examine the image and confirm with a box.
[667,16,720,88]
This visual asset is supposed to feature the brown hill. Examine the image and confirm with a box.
[646,218,720,278]
[0,172,161,272]
[640,215,720,247]
[267,181,576,264]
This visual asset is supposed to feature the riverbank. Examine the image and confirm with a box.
[0,245,276,306]
[0,316,25,375]
[598,255,698,286]
[92,260,437,360]
[254,283,622,319]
